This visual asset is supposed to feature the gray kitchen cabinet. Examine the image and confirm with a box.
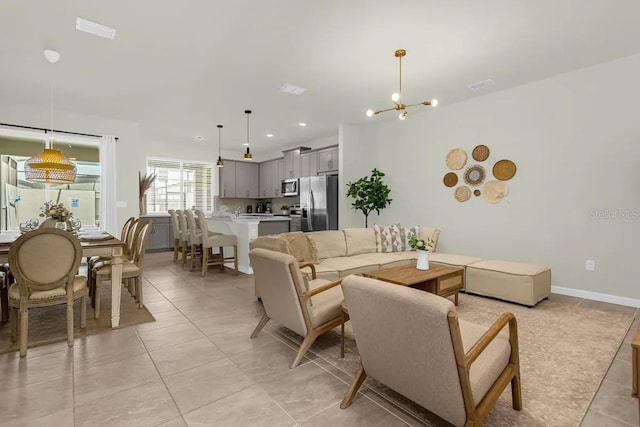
[317,146,339,172]
[300,151,318,177]
[275,159,284,197]
[143,215,172,252]
[219,160,236,198]
[236,162,260,198]
[259,161,270,198]
[283,149,301,179]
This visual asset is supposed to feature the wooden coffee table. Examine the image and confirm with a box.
[364,263,464,305]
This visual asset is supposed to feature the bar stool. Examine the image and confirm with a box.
[196,209,238,277]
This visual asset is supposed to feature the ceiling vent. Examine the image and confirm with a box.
[468,79,495,91]
[280,84,307,95]
[76,17,116,40]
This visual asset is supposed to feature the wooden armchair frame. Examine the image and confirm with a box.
[251,259,347,368]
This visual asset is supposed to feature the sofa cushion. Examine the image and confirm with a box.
[300,264,340,282]
[430,253,483,267]
[374,224,404,253]
[249,235,292,255]
[359,251,418,269]
[402,226,420,251]
[344,228,377,256]
[306,230,347,260]
[419,227,441,251]
[282,232,316,262]
[319,254,381,277]
[468,259,550,275]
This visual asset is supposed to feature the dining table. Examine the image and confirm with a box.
[0,230,126,328]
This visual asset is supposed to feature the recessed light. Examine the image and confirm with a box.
[299,123,307,127]
[468,79,495,91]
[195,136,204,141]
[266,133,274,138]
[243,143,249,146]
[76,17,116,40]
[69,157,77,160]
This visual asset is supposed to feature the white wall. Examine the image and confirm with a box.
[342,53,640,301]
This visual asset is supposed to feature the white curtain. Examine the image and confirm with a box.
[99,135,118,236]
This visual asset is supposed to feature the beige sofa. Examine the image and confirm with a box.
[250,228,551,306]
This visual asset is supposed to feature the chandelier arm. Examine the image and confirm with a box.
[375,106,398,114]
[404,101,435,108]
[398,53,402,104]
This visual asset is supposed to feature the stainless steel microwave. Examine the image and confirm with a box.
[282,178,299,197]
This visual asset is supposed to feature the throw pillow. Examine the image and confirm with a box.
[374,224,404,253]
[402,226,420,251]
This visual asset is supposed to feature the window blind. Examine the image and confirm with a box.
[146,159,213,213]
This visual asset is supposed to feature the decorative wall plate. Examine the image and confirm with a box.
[474,189,481,196]
[454,186,471,202]
[443,172,458,187]
[493,159,517,181]
[445,149,468,170]
[484,180,509,203]
[463,165,486,187]
[472,145,490,161]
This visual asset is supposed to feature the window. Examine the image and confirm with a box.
[146,158,214,212]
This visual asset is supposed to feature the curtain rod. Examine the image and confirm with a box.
[0,122,119,141]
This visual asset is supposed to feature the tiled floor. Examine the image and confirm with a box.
[0,251,637,426]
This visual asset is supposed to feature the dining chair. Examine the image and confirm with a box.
[168,210,182,262]
[196,209,237,277]
[8,228,88,357]
[91,220,153,317]
[185,210,203,271]
[176,210,193,268]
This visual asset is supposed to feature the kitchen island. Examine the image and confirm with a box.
[207,214,290,274]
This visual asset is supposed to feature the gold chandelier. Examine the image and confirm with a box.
[366,49,438,120]
[25,50,76,184]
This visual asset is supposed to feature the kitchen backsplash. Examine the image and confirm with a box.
[214,196,299,213]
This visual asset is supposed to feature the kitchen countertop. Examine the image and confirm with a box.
[209,215,290,223]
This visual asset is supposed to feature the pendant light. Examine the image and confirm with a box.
[243,109,253,160]
[216,124,224,167]
[25,49,77,184]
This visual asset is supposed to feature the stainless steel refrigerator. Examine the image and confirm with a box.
[300,175,338,232]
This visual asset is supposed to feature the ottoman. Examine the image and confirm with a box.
[466,260,551,306]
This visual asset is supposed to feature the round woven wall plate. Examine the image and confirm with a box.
[445,149,468,170]
[443,172,458,187]
[472,145,490,161]
[493,159,517,181]
[484,180,509,203]
[454,186,471,202]
[474,189,481,197]
[463,164,486,187]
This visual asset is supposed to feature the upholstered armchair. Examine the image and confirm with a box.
[249,248,346,368]
[8,228,88,357]
[340,275,522,427]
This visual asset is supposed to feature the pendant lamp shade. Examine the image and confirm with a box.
[216,124,224,167]
[25,146,77,184]
[244,110,252,160]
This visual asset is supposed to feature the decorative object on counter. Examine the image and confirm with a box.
[280,204,289,214]
[138,172,156,215]
[463,164,486,187]
[472,144,490,161]
[445,148,468,170]
[346,168,392,228]
[484,180,509,203]
[493,159,517,181]
[443,172,458,188]
[365,49,438,120]
[454,186,471,202]
[408,232,435,270]
[243,110,253,160]
[216,124,224,167]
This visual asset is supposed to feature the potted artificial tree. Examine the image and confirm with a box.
[346,168,392,228]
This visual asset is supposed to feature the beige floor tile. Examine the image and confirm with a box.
[183,385,295,427]
[207,323,277,355]
[164,357,255,413]
[616,341,633,362]
[581,409,636,426]
[579,299,638,317]
[259,362,347,422]
[0,348,73,391]
[0,375,73,426]
[547,293,582,305]
[192,310,255,336]
[150,337,225,376]
[589,380,639,426]
[145,299,178,314]
[74,326,147,368]
[74,353,160,406]
[230,340,311,382]
[29,409,75,427]
[134,309,190,333]
[138,321,206,351]
[157,417,188,427]
[142,288,167,303]
[75,379,180,427]
[300,398,410,426]
[605,357,633,388]
[160,287,208,301]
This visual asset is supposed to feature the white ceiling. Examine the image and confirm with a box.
[1,1,640,154]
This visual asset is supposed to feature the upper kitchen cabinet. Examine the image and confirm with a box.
[219,160,237,198]
[317,146,339,172]
[300,150,318,177]
[283,149,301,179]
[275,159,284,197]
[236,162,260,198]
[259,161,270,198]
